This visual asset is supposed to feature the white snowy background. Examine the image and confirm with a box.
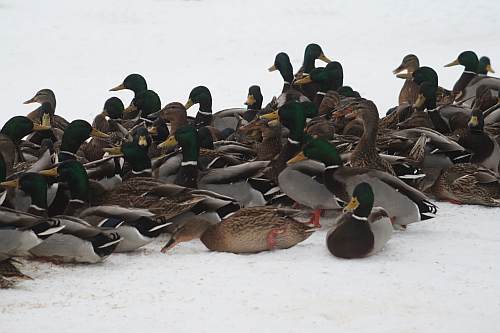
[1,0,499,332]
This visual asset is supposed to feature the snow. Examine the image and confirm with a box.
[1,0,500,332]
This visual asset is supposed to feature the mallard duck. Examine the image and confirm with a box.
[392,54,420,106]
[29,215,122,263]
[0,207,64,257]
[243,85,264,122]
[0,116,51,166]
[287,138,437,227]
[444,50,479,99]
[238,118,282,161]
[477,56,495,76]
[0,173,52,217]
[458,109,500,174]
[122,89,162,127]
[157,125,269,206]
[268,52,310,109]
[58,119,110,162]
[295,61,344,107]
[24,89,70,131]
[185,86,214,128]
[326,182,392,258]
[344,99,396,175]
[109,73,149,119]
[92,97,125,134]
[161,206,318,254]
[431,163,500,206]
[296,43,332,78]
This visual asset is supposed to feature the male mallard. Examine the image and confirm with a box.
[24,89,70,131]
[287,138,437,227]
[268,52,310,109]
[185,86,214,128]
[0,173,52,217]
[1,116,51,166]
[109,73,150,120]
[92,97,125,134]
[444,50,479,99]
[161,206,318,254]
[243,85,264,122]
[58,119,110,162]
[295,61,344,107]
[326,182,392,258]
[122,89,162,127]
[477,56,495,76]
[458,109,500,174]
[296,43,332,78]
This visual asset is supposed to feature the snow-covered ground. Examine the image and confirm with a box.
[1,0,499,332]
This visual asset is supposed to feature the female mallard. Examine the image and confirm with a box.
[326,182,393,258]
[268,52,310,109]
[161,206,318,254]
[238,118,282,161]
[287,138,437,227]
[431,163,500,206]
[23,89,70,131]
[392,54,420,106]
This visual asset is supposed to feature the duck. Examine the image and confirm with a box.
[295,43,332,101]
[287,137,437,228]
[23,89,70,131]
[157,125,269,206]
[477,56,495,76]
[0,116,51,166]
[109,73,150,119]
[185,86,214,128]
[431,163,500,206]
[92,97,125,134]
[458,108,500,174]
[444,50,479,101]
[326,182,393,258]
[29,215,122,264]
[268,52,310,109]
[58,119,110,162]
[238,118,282,161]
[295,61,344,107]
[392,54,420,106]
[242,85,264,122]
[161,206,319,254]
[122,89,162,128]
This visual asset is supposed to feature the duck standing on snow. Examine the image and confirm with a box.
[326,182,393,259]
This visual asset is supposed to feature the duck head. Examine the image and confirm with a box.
[393,54,419,75]
[133,127,152,150]
[245,85,263,110]
[185,86,212,113]
[296,61,344,91]
[0,116,51,144]
[477,56,495,75]
[1,173,48,214]
[288,137,343,168]
[102,97,124,119]
[59,120,109,160]
[444,51,479,73]
[413,81,438,110]
[302,43,332,73]
[343,182,375,219]
[109,73,148,95]
[40,160,89,204]
[161,218,212,253]
[158,125,200,163]
[23,89,56,109]
[269,52,294,84]
[124,90,161,119]
[467,108,485,133]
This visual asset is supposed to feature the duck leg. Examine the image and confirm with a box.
[266,228,285,250]
[307,209,322,227]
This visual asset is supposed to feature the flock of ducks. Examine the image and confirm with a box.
[1,44,499,289]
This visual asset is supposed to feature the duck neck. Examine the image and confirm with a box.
[356,116,378,156]
[452,71,476,94]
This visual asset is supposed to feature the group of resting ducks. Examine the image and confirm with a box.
[1,43,499,288]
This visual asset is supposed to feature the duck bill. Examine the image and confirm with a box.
[102,146,122,155]
[147,126,158,135]
[0,179,19,189]
[160,237,178,253]
[123,103,138,114]
[245,94,256,106]
[413,94,426,108]
[33,123,51,131]
[259,111,278,121]
[268,64,277,72]
[138,135,148,147]
[184,99,194,110]
[158,135,178,149]
[91,128,110,139]
[392,63,406,75]
[486,64,495,74]
[468,116,479,127]
[287,151,307,165]
[23,96,37,104]
[109,83,125,91]
[39,167,59,177]
[318,53,332,63]
[294,75,312,85]
[343,196,359,213]
[444,59,460,67]
[396,72,411,79]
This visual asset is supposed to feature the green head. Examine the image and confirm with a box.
[269,52,294,84]
[133,127,152,150]
[289,137,343,167]
[445,51,479,72]
[477,56,495,75]
[0,116,49,144]
[149,117,170,142]
[133,90,162,118]
[59,120,93,156]
[303,43,331,73]
[57,160,90,202]
[245,85,263,110]
[278,102,311,142]
[307,61,343,91]
[121,142,152,173]
[175,125,200,162]
[412,66,439,86]
[185,86,212,112]
[110,73,148,95]
[468,108,484,132]
[414,81,438,110]
[19,173,48,211]
[345,182,374,218]
[103,97,124,119]
[338,86,361,98]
